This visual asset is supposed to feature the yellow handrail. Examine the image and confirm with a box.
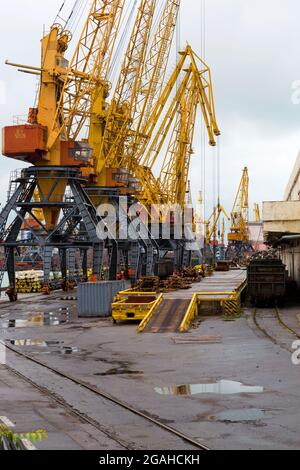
[179,294,198,333]
[118,291,157,296]
[138,294,164,333]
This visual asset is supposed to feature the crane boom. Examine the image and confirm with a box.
[135,0,181,136]
[133,47,220,207]
[100,0,157,171]
[101,0,180,177]
[133,66,193,205]
[159,74,198,208]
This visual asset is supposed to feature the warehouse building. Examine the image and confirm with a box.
[263,152,300,287]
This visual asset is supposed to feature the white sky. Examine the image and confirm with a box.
[0,0,299,220]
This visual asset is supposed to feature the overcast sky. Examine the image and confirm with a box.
[0,0,299,220]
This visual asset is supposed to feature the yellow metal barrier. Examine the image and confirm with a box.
[112,293,159,323]
[114,290,157,303]
[138,294,164,333]
[117,290,157,297]
[179,294,199,333]
[197,291,237,300]
[196,282,246,321]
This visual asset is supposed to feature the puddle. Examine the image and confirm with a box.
[8,339,79,355]
[95,369,144,376]
[155,380,264,396]
[10,339,62,348]
[0,310,70,328]
[209,409,266,423]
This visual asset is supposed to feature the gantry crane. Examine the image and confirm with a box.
[227,167,253,259]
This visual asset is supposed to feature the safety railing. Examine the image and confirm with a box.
[138,294,164,333]
[179,294,199,333]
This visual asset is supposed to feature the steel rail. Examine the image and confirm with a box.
[252,308,300,352]
[4,363,132,450]
[5,343,210,451]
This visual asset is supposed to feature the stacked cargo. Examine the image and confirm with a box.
[16,271,44,293]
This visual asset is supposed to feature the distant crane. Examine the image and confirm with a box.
[227,167,253,259]
[254,203,261,223]
[204,203,229,262]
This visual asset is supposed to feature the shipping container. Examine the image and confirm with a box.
[77,281,125,317]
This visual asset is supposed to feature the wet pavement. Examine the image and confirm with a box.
[8,339,80,355]
[0,289,300,449]
[0,364,124,450]
[154,380,264,396]
[0,308,71,328]
[209,408,267,423]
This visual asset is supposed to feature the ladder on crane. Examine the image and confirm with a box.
[6,170,21,202]
[0,250,9,297]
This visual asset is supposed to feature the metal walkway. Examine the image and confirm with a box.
[163,269,247,300]
[143,299,191,334]
[139,270,247,333]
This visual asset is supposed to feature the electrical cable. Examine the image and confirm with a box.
[68,0,87,36]
[150,0,165,41]
[54,0,68,25]
[108,0,137,81]
[65,0,83,31]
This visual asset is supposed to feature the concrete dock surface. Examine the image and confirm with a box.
[0,274,300,450]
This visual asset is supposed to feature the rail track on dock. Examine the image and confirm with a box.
[4,343,210,451]
[252,307,300,352]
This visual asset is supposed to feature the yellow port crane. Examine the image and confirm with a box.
[227,167,253,259]
[133,46,220,207]
[205,204,229,247]
[96,0,158,180]
[158,73,198,209]
[228,167,249,244]
[254,203,261,223]
[220,218,226,246]
[4,0,126,229]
